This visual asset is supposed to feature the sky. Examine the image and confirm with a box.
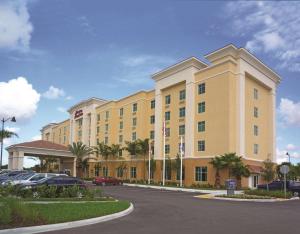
[0,0,300,167]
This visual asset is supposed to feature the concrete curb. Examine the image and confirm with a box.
[0,202,134,234]
[124,183,243,195]
[212,196,300,202]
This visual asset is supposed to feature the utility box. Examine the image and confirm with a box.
[225,179,237,196]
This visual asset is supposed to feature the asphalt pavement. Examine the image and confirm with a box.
[44,185,300,234]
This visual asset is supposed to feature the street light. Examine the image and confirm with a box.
[0,117,17,169]
[286,152,291,164]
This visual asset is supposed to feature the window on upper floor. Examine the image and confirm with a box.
[104,137,108,144]
[151,100,155,109]
[254,107,258,118]
[198,102,206,113]
[165,128,170,137]
[97,114,100,121]
[150,115,155,124]
[97,126,100,134]
[254,144,259,154]
[178,142,185,153]
[165,95,171,105]
[179,90,186,100]
[119,135,123,143]
[150,130,155,140]
[254,88,258,100]
[254,125,258,136]
[119,108,124,116]
[179,125,185,135]
[198,140,205,151]
[198,121,205,132]
[105,111,109,119]
[132,103,138,112]
[132,132,137,141]
[165,144,170,154]
[132,117,137,126]
[179,107,185,118]
[198,83,206,94]
[119,121,123,129]
[165,111,171,121]
[105,124,109,131]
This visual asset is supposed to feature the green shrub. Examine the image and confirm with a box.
[190,183,214,189]
[244,189,293,199]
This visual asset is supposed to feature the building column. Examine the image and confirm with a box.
[271,89,276,162]
[73,157,77,177]
[8,151,13,170]
[90,112,96,147]
[154,90,162,159]
[69,119,74,144]
[185,80,195,157]
[237,72,245,156]
[81,115,89,145]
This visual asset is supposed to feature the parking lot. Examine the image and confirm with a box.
[44,185,300,234]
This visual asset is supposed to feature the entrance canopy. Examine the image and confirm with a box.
[6,140,76,176]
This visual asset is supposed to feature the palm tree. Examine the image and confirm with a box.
[0,130,18,141]
[110,144,122,159]
[81,158,89,177]
[231,161,250,189]
[136,138,149,181]
[209,156,226,188]
[221,152,242,178]
[124,141,140,180]
[261,159,275,191]
[68,142,93,177]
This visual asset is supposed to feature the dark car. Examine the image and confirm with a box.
[257,181,291,190]
[289,181,300,196]
[93,177,122,186]
[0,170,29,185]
[20,176,87,190]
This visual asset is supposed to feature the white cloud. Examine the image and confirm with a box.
[57,107,68,114]
[0,77,40,122]
[225,1,300,72]
[286,144,297,151]
[78,16,94,35]
[276,148,288,164]
[278,98,300,126]
[43,86,65,99]
[32,135,41,141]
[65,96,73,100]
[0,0,33,51]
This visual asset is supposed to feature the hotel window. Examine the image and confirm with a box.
[165,95,171,105]
[96,138,99,144]
[178,143,185,153]
[104,137,108,144]
[130,167,137,178]
[165,111,171,121]
[103,167,108,177]
[132,132,137,141]
[198,140,205,151]
[97,126,100,134]
[78,130,82,137]
[117,167,123,178]
[198,83,206,94]
[150,115,155,124]
[165,128,170,137]
[132,103,138,112]
[119,150,122,157]
[254,125,258,136]
[78,118,83,127]
[132,117,137,126]
[198,121,205,132]
[105,124,109,131]
[119,108,124,116]
[254,107,258,118]
[63,136,66,144]
[119,121,123,129]
[179,107,185,118]
[198,102,206,113]
[165,144,170,154]
[150,130,155,140]
[64,126,66,133]
[151,100,155,109]
[195,167,207,182]
[254,144,259,154]
[179,125,185,135]
[254,88,258,100]
[119,135,123,143]
[179,90,186,100]
[105,111,109,119]
[97,114,100,121]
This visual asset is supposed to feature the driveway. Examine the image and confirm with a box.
[44,185,300,234]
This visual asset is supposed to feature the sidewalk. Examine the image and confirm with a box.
[123,183,243,195]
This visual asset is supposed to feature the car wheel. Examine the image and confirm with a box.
[293,191,299,197]
[101,182,106,186]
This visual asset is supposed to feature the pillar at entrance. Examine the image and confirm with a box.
[10,151,24,170]
[73,157,77,177]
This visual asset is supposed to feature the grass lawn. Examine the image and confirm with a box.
[0,199,130,229]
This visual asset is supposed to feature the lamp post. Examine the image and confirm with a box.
[0,117,16,169]
[286,152,290,164]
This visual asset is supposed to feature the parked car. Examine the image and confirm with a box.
[0,170,30,185]
[4,173,68,186]
[20,176,87,190]
[257,181,291,191]
[93,177,122,186]
[289,181,300,196]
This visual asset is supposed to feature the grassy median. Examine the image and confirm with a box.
[0,198,130,229]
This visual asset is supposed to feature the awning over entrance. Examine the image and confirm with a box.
[248,165,263,174]
[6,140,76,176]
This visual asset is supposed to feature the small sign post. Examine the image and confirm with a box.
[280,165,290,199]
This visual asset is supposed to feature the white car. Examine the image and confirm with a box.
[7,173,68,185]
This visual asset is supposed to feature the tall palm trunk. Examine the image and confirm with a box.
[215,170,221,188]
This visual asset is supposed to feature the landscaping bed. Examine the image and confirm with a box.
[244,189,293,199]
[216,194,272,199]
[0,198,130,229]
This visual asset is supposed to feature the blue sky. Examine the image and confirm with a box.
[0,0,300,166]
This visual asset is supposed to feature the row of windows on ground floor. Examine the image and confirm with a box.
[94,166,208,182]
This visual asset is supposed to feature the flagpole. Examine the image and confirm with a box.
[180,136,183,187]
[162,121,166,186]
[148,142,151,185]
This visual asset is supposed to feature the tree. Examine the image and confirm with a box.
[136,138,149,181]
[68,142,93,177]
[261,159,275,191]
[209,156,226,188]
[110,144,122,159]
[231,161,250,189]
[221,153,242,178]
[124,141,140,157]
[81,158,89,177]
[0,130,18,141]
[93,142,111,168]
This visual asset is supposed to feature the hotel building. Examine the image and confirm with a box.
[38,44,280,188]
